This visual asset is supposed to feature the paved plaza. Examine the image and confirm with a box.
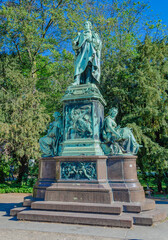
[0,193,167,240]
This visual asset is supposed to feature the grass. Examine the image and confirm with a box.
[0,182,33,193]
[150,193,168,199]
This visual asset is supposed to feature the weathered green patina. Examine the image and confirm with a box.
[61,84,106,156]
[39,112,63,157]
[62,83,106,105]
[72,21,102,85]
[61,161,97,180]
[101,108,140,155]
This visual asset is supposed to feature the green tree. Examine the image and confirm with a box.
[0,0,85,116]
[102,36,168,192]
[0,0,83,77]
[36,50,74,115]
[0,54,49,182]
[126,38,168,192]
[0,0,83,181]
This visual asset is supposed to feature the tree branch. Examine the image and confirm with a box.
[33,0,64,58]
[42,0,64,39]
[27,48,33,64]
[32,62,51,74]
[13,40,23,63]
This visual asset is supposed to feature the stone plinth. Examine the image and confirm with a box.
[18,155,166,227]
[34,155,145,203]
[107,155,145,202]
[61,84,106,156]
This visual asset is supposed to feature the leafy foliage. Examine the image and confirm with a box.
[0,54,49,181]
[36,50,74,115]
[101,36,168,191]
[0,0,83,75]
[0,0,84,182]
[0,182,33,193]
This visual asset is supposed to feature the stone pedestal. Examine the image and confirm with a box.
[61,84,106,156]
[34,155,144,203]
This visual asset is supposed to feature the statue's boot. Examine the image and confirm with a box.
[72,76,80,85]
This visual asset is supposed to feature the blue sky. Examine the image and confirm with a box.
[149,0,168,24]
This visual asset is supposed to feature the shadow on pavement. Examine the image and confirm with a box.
[146,197,168,204]
[0,202,23,216]
[8,216,18,221]
[155,200,168,204]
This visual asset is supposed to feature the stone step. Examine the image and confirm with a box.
[10,207,29,216]
[123,209,167,226]
[17,210,133,228]
[133,209,167,226]
[31,201,122,214]
[31,199,155,214]
[122,199,155,213]
[23,195,34,207]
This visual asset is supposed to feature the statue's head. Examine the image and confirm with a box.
[84,21,92,30]
[109,107,118,118]
[53,112,61,120]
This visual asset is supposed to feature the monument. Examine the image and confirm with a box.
[13,21,166,228]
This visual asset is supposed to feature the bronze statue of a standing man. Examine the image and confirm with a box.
[72,21,102,85]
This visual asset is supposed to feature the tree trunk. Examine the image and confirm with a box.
[0,170,5,183]
[17,157,28,183]
[157,179,163,193]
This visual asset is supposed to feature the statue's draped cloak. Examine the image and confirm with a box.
[72,31,102,83]
[102,116,139,154]
[39,119,62,157]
